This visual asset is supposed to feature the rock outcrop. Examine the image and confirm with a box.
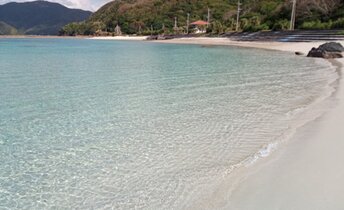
[307,42,344,59]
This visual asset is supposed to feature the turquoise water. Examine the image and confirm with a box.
[0,38,337,209]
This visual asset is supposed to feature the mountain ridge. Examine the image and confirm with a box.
[0,1,92,35]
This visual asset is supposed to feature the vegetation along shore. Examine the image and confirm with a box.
[60,0,344,36]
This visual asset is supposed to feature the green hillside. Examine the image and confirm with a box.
[0,21,18,35]
[61,0,344,36]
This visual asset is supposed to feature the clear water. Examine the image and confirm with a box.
[0,39,337,209]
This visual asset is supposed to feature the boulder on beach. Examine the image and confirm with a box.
[307,42,344,59]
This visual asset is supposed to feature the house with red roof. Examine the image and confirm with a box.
[190,20,209,34]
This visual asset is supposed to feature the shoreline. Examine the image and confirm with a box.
[64,36,344,207]
[223,58,344,209]
[153,37,327,54]
[0,35,149,40]
[156,38,344,209]
[0,35,89,39]
[88,36,149,40]
[3,35,343,208]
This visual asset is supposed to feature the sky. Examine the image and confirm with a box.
[0,0,112,11]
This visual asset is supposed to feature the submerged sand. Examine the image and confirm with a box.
[155,38,344,209]
[3,35,342,208]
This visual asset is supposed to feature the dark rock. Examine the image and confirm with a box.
[307,42,344,59]
[295,51,304,56]
[146,35,158,40]
[318,42,344,52]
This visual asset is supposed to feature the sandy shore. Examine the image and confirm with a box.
[89,36,148,41]
[221,59,344,210]
[154,37,330,54]
[0,35,90,39]
[155,38,344,209]
[0,35,149,40]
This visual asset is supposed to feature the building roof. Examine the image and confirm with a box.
[190,20,209,25]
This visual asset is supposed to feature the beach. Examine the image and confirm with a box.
[1,36,343,209]
[153,37,335,54]
[154,37,344,209]
[226,58,344,210]
[89,36,149,41]
[0,35,149,40]
[2,0,343,208]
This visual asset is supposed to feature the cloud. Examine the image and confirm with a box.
[0,0,112,11]
[58,0,94,10]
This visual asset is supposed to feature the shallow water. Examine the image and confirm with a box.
[0,39,337,209]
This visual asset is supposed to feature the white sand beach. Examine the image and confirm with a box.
[155,38,344,209]
[2,35,343,209]
[89,35,148,41]
[154,37,334,54]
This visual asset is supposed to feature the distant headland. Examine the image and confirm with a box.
[0,1,91,35]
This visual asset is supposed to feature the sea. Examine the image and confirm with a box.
[0,38,338,209]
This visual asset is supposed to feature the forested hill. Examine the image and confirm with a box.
[0,1,92,35]
[61,0,344,36]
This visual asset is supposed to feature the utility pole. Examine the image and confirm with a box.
[186,13,190,34]
[236,0,241,32]
[207,7,210,28]
[174,17,178,34]
[290,0,297,30]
